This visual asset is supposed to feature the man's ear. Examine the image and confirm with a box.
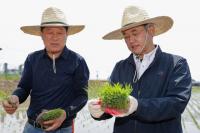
[148,25,155,37]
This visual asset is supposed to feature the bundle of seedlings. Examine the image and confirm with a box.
[0,90,17,108]
[99,83,132,115]
[36,108,65,127]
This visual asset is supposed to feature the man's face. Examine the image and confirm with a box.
[122,25,152,55]
[41,27,67,54]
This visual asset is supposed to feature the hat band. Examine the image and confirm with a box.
[41,21,68,26]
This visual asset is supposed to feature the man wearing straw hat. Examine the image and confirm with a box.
[88,6,192,133]
[2,7,89,133]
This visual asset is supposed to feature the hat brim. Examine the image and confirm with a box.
[20,24,85,36]
[103,16,173,40]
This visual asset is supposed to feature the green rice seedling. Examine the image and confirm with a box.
[0,90,8,101]
[0,90,17,108]
[36,108,65,122]
[99,83,132,111]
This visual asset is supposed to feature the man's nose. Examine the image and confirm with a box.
[129,36,136,43]
[52,34,60,40]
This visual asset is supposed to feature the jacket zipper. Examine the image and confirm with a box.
[52,54,56,74]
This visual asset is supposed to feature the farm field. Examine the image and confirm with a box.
[0,77,200,133]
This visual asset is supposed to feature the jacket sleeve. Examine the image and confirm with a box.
[12,55,32,104]
[132,58,192,122]
[64,58,90,117]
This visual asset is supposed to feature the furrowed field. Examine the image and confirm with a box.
[0,74,200,133]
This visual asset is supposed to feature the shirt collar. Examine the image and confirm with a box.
[133,45,158,62]
[60,46,69,60]
[42,46,69,60]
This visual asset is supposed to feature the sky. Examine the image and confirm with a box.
[0,0,200,80]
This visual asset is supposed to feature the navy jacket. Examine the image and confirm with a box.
[13,46,89,127]
[96,46,192,133]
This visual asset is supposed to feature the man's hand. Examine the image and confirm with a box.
[2,95,19,114]
[112,96,138,117]
[42,110,66,131]
[88,98,104,118]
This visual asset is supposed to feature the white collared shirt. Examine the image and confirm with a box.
[133,45,158,80]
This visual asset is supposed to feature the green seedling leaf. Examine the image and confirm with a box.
[0,90,17,108]
[99,83,132,111]
[0,90,9,101]
[37,108,65,122]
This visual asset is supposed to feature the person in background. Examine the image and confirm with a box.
[2,7,89,133]
[88,6,192,133]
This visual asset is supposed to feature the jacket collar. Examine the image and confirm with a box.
[127,45,162,65]
[42,46,69,60]
[127,53,135,65]
[148,45,162,67]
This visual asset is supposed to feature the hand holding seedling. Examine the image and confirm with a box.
[88,83,138,117]
[36,108,66,131]
[88,98,104,118]
[110,95,138,117]
[2,95,19,114]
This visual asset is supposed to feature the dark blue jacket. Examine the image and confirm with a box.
[96,46,192,133]
[13,46,89,127]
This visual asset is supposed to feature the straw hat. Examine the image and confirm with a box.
[103,6,173,40]
[20,7,84,36]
